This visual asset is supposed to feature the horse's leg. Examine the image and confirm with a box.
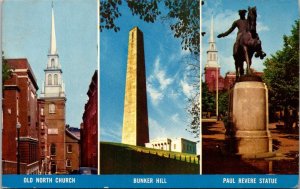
[243,46,251,75]
[240,61,244,76]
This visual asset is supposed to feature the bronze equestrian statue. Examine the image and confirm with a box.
[217,7,266,80]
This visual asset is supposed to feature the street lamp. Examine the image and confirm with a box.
[16,122,21,174]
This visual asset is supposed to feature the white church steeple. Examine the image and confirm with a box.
[41,2,65,98]
[205,15,220,68]
[50,2,57,55]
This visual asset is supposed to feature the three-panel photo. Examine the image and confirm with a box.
[1,0,299,187]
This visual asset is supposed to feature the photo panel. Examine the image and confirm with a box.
[201,0,299,174]
[2,0,98,174]
[100,0,201,174]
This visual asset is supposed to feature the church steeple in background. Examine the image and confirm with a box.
[204,15,222,92]
[41,2,65,98]
[205,15,219,68]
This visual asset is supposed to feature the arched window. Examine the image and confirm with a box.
[51,58,55,67]
[48,74,52,85]
[54,74,58,85]
[50,144,56,156]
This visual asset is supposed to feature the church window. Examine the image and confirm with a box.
[48,74,52,85]
[210,54,212,60]
[212,44,214,49]
[49,103,55,114]
[51,58,55,67]
[54,74,58,85]
[213,54,216,60]
[50,144,56,156]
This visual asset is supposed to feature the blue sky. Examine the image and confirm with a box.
[202,0,298,76]
[3,0,98,128]
[100,3,198,146]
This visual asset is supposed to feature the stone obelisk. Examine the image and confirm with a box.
[122,27,149,146]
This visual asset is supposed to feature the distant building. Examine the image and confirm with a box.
[67,126,80,139]
[65,129,80,173]
[81,70,98,169]
[145,138,197,154]
[3,58,39,174]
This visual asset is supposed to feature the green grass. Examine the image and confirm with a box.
[101,141,199,164]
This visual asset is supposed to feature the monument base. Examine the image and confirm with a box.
[226,76,274,158]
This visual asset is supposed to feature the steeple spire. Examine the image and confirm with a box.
[205,14,219,68]
[41,2,65,99]
[50,2,57,55]
[209,15,214,43]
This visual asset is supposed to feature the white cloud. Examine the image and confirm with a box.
[153,57,173,90]
[180,76,194,98]
[147,83,163,105]
[257,21,270,32]
[147,56,174,105]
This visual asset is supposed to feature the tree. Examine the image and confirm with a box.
[100,0,200,55]
[263,20,299,128]
[2,52,12,90]
[201,82,215,113]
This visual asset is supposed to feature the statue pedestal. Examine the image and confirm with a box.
[226,78,273,158]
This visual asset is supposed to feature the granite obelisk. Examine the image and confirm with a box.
[122,27,149,146]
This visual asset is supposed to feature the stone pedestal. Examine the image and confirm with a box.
[226,79,273,157]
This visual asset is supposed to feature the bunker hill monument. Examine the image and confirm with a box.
[122,27,149,146]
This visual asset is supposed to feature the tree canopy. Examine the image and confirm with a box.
[263,20,299,125]
[100,0,200,55]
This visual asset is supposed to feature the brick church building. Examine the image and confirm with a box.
[39,5,68,174]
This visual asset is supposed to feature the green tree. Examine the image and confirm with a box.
[201,82,215,113]
[2,52,12,90]
[100,0,200,55]
[263,20,299,127]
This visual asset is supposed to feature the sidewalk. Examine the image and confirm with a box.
[202,121,299,174]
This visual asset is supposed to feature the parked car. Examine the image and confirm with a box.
[78,167,97,175]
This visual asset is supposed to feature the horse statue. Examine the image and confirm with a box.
[218,7,266,80]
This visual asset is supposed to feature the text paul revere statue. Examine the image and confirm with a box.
[218,7,266,80]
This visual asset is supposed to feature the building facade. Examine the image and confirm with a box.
[145,138,197,154]
[37,99,48,174]
[3,58,39,174]
[40,5,67,174]
[81,71,98,169]
[65,129,80,173]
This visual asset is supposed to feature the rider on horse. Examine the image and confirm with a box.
[217,9,266,59]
